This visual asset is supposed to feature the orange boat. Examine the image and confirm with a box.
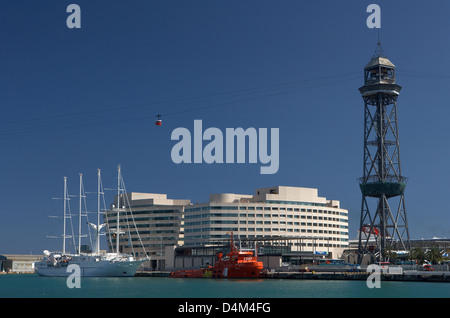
[170,233,263,278]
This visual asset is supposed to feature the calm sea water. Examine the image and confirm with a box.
[1,274,449,298]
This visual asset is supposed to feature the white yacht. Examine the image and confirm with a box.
[35,166,147,277]
[35,251,144,277]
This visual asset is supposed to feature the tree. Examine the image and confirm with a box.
[383,246,397,263]
[426,246,443,265]
[408,247,426,265]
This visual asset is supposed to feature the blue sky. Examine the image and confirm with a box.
[1,1,449,254]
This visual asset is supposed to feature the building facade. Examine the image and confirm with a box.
[103,192,190,270]
[184,186,349,258]
[104,186,349,269]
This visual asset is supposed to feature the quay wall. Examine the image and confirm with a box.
[136,270,450,282]
[264,271,450,282]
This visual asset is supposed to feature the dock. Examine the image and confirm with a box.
[264,270,450,282]
[135,271,171,277]
[134,270,450,282]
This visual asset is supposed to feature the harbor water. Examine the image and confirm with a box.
[1,274,449,298]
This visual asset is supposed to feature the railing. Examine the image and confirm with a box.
[358,175,408,184]
[359,83,402,96]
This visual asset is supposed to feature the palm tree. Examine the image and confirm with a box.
[426,246,443,265]
[383,246,397,263]
[408,247,426,265]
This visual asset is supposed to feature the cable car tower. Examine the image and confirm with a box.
[357,43,411,264]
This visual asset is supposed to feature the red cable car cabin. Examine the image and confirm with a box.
[155,115,162,126]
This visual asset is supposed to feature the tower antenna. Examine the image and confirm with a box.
[373,30,385,58]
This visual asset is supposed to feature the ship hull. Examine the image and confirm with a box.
[211,262,263,278]
[170,262,263,279]
[170,232,263,279]
[35,259,145,277]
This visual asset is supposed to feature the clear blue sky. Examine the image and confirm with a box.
[1,1,449,254]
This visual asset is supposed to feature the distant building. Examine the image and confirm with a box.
[104,186,349,270]
[184,186,349,258]
[0,255,11,272]
[103,192,190,270]
[1,255,41,273]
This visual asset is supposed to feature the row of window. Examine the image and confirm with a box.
[104,206,347,221]
[185,227,347,236]
[187,241,349,249]
[185,234,349,245]
[110,223,179,230]
[265,200,326,207]
[185,205,347,216]
[185,213,347,223]
[185,220,348,228]
[106,216,181,223]
[104,210,182,220]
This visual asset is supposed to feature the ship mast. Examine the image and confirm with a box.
[78,173,84,254]
[96,168,101,254]
[116,164,121,254]
[63,176,67,254]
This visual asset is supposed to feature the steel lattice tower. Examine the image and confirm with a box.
[357,44,411,264]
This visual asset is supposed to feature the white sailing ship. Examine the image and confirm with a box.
[35,166,147,277]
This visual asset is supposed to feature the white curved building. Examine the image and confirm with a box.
[184,186,349,258]
[106,186,349,266]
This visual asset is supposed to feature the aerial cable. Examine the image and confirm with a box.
[0,72,361,136]
[4,69,450,137]
[160,75,360,117]
[1,69,446,138]
[0,71,360,128]
[397,70,450,80]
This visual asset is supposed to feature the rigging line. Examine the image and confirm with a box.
[67,192,77,253]
[99,176,114,251]
[122,191,136,257]
[81,179,93,249]
[0,75,361,137]
[120,174,148,258]
[101,187,113,251]
[0,71,361,127]
[116,174,136,257]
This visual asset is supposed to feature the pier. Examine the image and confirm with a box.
[135,269,450,282]
[136,271,171,277]
[263,271,450,282]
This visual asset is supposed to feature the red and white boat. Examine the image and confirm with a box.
[170,233,263,278]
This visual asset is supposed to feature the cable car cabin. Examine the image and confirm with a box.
[155,119,162,126]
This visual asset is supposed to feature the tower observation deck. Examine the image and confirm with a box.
[357,44,411,264]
